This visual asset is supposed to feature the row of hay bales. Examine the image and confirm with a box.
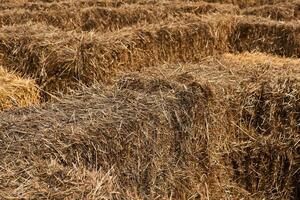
[0,53,299,199]
[0,0,129,12]
[1,13,300,94]
[0,1,239,31]
[201,0,294,8]
[0,15,230,94]
[0,66,39,110]
[2,1,300,33]
[242,1,300,21]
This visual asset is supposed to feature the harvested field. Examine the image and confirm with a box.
[0,0,299,199]
[0,66,39,109]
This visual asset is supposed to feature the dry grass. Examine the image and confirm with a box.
[0,66,39,109]
[3,13,300,94]
[2,13,300,95]
[81,2,239,31]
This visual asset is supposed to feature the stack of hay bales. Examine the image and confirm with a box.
[0,66,39,109]
[0,72,246,199]
[0,53,299,199]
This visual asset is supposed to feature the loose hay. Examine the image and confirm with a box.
[0,66,39,109]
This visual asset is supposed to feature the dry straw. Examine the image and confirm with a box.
[138,52,300,199]
[200,0,292,8]
[0,66,39,109]
[0,1,239,31]
[0,14,233,94]
[242,1,300,21]
[229,15,300,57]
[1,12,300,95]
[0,71,245,199]
[0,53,299,199]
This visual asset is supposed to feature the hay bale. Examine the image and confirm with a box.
[225,79,300,199]
[230,15,300,57]
[0,66,39,109]
[0,8,80,30]
[200,0,293,8]
[213,54,300,199]
[0,15,232,94]
[0,73,246,199]
[0,2,238,31]
[0,53,299,199]
[0,0,126,12]
[80,5,167,32]
[242,2,300,21]
[137,52,300,199]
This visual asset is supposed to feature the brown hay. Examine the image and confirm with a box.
[0,0,126,12]
[0,66,39,109]
[230,15,300,57]
[81,2,237,32]
[2,13,300,94]
[1,53,299,199]
[0,2,239,31]
[137,52,300,199]
[242,2,300,21]
[200,0,293,8]
[0,15,232,94]
[0,72,248,199]
[0,8,80,31]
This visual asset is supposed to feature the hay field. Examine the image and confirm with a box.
[0,0,299,199]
